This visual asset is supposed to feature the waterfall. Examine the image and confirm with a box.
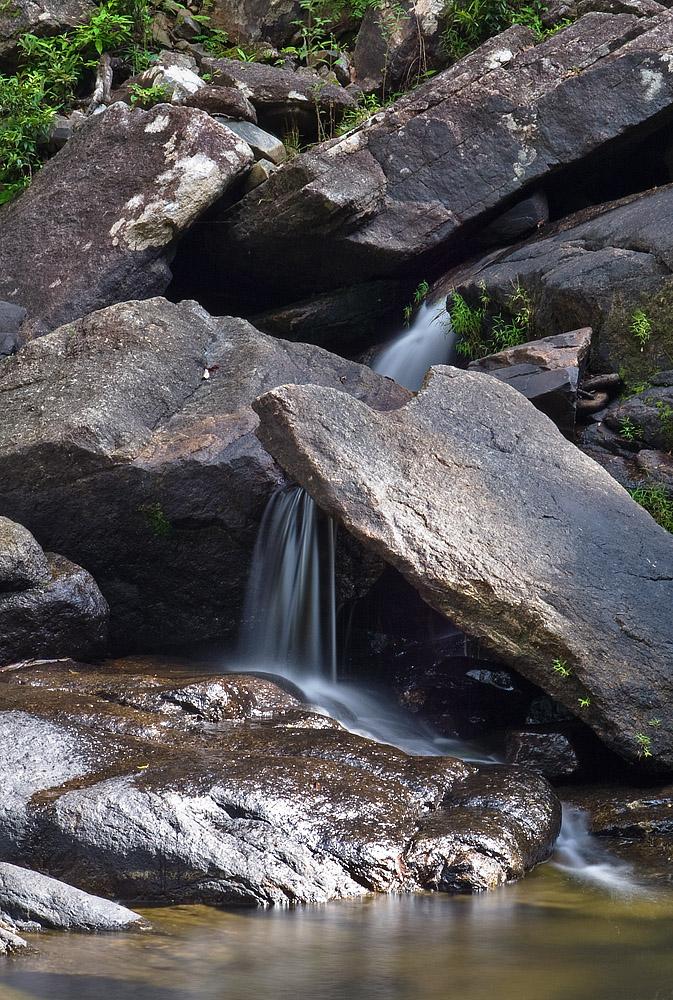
[238,485,337,681]
[372,301,456,390]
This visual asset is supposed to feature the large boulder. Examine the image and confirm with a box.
[0,296,409,650]
[252,366,673,769]
[206,0,306,48]
[353,0,448,96]
[179,12,673,310]
[0,658,561,902]
[0,102,253,340]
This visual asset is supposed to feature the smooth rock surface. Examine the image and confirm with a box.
[253,366,673,768]
[0,297,409,649]
[0,863,150,931]
[188,13,673,307]
[0,659,560,903]
[0,518,51,594]
[0,103,253,340]
[0,553,109,666]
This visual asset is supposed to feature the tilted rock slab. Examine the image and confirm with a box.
[253,367,673,768]
[0,102,253,339]
[0,863,150,932]
[193,11,673,305]
[0,296,408,649]
[0,660,560,902]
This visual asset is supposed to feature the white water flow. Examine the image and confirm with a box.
[552,806,642,893]
[372,300,456,390]
[238,485,337,680]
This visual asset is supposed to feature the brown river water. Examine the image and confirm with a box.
[2,853,673,1000]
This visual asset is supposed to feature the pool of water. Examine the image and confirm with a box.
[3,855,672,1000]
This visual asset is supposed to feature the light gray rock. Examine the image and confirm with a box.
[252,366,673,769]
[0,863,150,931]
[215,118,287,163]
[0,300,26,357]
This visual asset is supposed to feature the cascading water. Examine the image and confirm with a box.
[238,484,337,681]
[372,300,456,390]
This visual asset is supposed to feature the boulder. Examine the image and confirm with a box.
[0,863,150,931]
[184,84,258,122]
[198,56,357,142]
[0,103,254,340]
[0,296,410,650]
[252,366,673,769]
[182,12,673,308]
[0,0,93,72]
[0,517,51,593]
[468,329,592,435]
[0,658,561,902]
[504,728,581,779]
[0,301,26,357]
[353,0,448,96]
[206,0,306,48]
[438,183,673,383]
[0,553,109,665]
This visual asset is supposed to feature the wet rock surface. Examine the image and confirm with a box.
[0,103,253,340]
[253,366,673,769]
[185,13,673,309]
[0,658,560,904]
[0,296,409,650]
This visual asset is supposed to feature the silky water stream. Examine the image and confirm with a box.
[5,319,673,1000]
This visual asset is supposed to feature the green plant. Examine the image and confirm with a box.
[402,280,430,326]
[552,657,571,678]
[128,81,172,107]
[630,308,652,351]
[451,286,489,357]
[578,696,591,708]
[0,74,56,203]
[635,731,652,757]
[649,717,662,727]
[452,280,531,359]
[629,481,673,533]
[618,416,641,443]
[138,502,172,535]
[441,0,549,62]
[335,92,383,135]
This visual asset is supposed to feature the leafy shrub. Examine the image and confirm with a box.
[441,0,550,61]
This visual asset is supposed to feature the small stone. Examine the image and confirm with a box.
[242,158,277,192]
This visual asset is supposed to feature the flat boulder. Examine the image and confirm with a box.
[0,659,560,902]
[252,366,673,769]
[468,329,592,435]
[0,102,253,340]
[186,11,673,307]
[0,863,150,932]
[0,296,409,649]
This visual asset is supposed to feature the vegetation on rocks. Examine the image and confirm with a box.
[450,281,533,360]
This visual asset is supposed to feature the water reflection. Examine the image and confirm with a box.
[4,871,673,1000]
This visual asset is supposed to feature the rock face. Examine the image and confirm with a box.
[207,0,305,48]
[439,184,673,380]
[0,863,150,932]
[252,366,673,769]
[0,658,561,903]
[468,329,592,435]
[0,519,108,666]
[0,102,253,340]
[354,0,448,95]
[186,12,673,308]
[0,296,409,649]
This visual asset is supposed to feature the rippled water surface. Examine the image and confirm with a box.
[3,859,673,1000]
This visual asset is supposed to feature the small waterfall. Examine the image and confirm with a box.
[550,806,641,893]
[238,485,337,681]
[372,301,456,390]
